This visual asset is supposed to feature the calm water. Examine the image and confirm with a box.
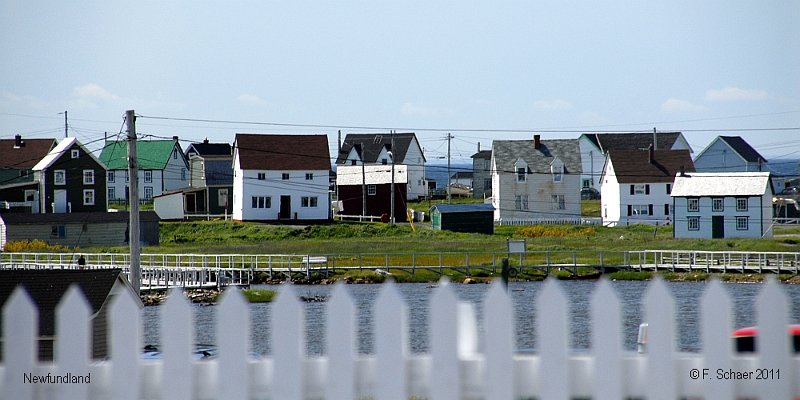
[142,281,800,356]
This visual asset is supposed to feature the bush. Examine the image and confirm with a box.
[241,288,277,303]
[4,240,72,252]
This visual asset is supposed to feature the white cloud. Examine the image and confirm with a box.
[72,83,120,101]
[533,99,572,111]
[237,94,268,106]
[705,86,768,102]
[401,102,439,117]
[661,98,706,113]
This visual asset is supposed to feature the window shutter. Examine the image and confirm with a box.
[648,204,654,215]
[645,185,650,195]
[664,204,670,215]
[666,184,671,194]
[627,205,632,216]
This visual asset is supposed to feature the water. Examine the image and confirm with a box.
[142,281,800,356]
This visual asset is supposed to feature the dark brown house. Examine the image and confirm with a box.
[32,137,107,213]
[336,164,408,221]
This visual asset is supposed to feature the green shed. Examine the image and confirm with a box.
[430,203,495,234]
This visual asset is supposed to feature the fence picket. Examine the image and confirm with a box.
[591,279,622,400]
[700,279,733,400]
[325,282,356,400]
[161,288,194,400]
[644,277,677,400]
[272,284,304,400]
[218,288,250,400]
[109,286,142,400]
[375,280,408,400]
[55,285,91,400]
[484,280,514,400]
[2,287,36,400]
[430,278,461,400]
[755,277,792,400]
[537,278,570,400]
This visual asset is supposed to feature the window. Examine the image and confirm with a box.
[305,173,313,180]
[50,225,66,238]
[736,198,748,211]
[712,198,724,212]
[125,170,129,183]
[736,216,749,230]
[83,189,95,206]
[688,198,699,212]
[301,196,318,207]
[515,195,529,210]
[553,171,562,183]
[551,194,565,210]
[516,167,526,182]
[144,170,152,183]
[181,169,187,181]
[54,170,66,185]
[368,184,376,195]
[83,170,94,185]
[351,160,357,166]
[144,186,153,199]
[173,148,178,159]
[257,172,266,180]
[108,171,115,183]
[484,178,491,189]
[108,187,116,200]
[381,159,388,165]
[71,149,79,159]
[582,179,591,189]
[688,217,700,231]
[631,204,649,215]
[282,173,290,180]
[634,184,646,195]
[251,196,271,208]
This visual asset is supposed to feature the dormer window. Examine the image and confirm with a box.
[514,159,528,182]
[551,158,564,183]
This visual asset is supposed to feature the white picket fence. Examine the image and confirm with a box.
[2,279,799,400]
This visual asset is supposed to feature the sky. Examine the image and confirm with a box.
[2,1,799,167]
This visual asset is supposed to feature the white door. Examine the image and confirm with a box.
[54,190,67,213]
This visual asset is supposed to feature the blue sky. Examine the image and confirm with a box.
[1,1,799,165]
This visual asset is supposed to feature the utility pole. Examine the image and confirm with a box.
[390,131,395,224]
[447,133,453,204]
[361,142,366,221]
[126,110,141,296]
[58,111,68,138]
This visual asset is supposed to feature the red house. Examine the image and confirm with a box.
[336,164,408,222]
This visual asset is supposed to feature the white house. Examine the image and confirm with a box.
[99,137,189,203]
[693,135,784,193]
[232,134,331,221]
[600,147,694,226]
[336,133,427,200]
[491,135,582,222]
[579,132,692,190]
[671,172,773,239]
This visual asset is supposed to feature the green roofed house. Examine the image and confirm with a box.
[99,137,189,204]
[430,203,495,234]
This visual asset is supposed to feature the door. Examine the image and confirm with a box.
[53,189,67,213]
[279,195,291,219]
[712,215,724,238]
[185,193,197,213]
[218,188,229,208]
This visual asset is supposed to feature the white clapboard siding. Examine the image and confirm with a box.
[1,278,798,399]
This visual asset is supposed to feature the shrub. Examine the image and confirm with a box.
[241,288,277,303]
[4,240,72,253]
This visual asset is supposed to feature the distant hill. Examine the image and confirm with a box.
[768,159,799,178]
[425,163,472,188]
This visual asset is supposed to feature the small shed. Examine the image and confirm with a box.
[430,203,495,234]
[0,269,142,360]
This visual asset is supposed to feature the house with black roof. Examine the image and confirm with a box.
[693,136,784,192]
[336,133,427,200]
[491,135,582,222]
[578,132,692,191]
[471,147,493,199]
[0,269,142,360]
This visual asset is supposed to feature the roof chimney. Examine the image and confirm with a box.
[477,142,481,152]
[679,165,685,177]
[203,137,209,144]
[652,127,657,150]
[172,136,179,141]
[13,134,25,148]
[648,144,654,164]
[534,134,541,150]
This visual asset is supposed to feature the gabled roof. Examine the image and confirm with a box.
[99,139,183,170]
[336,133,424,165]
[32,137,106,171]
[0,269,136,337]
[492,139,582,174]
[471,150,492,160]
[671,172,772,197]
[185,141,232,157]
[605,149,694,183]
[695,136,767,164]
[582,132,689,153]
[0,211,160,224]
[234,134,330,171]
[431,203,494,213]
[0,138,57,169]
[336,164,408,185]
